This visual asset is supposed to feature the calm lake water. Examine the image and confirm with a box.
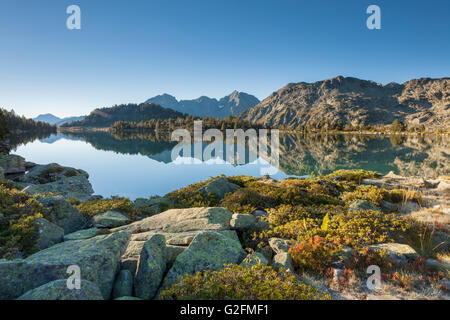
[12,131,450,200]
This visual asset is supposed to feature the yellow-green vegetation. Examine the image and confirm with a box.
[0,184,50,258]
[326,169,380,184]
[160,264,332,300]
[75,197,139,219]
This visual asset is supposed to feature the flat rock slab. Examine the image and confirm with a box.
[92,211,129,228]
[368,243,418,264]
[114,207,233,234]
[130,230,240,246]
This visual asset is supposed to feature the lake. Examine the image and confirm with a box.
[12,131,450,200]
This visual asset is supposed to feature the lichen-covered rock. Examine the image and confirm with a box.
[0,154,26,175]
[162,231,246,288]
[135,234,167,300]
[425,259,450,273]
[0,166,4,179]
[198,177,239,199]
[230,213,257,230]
[64,228,103,241]
[92,211,129,228]
[349,200,381,213]
[436,181,450,192]
[112,270,133,299]
[17,279,103,300]
[268,238,293,254]
[22,175,94,201]
[240,252,269,268]
[20,163,89,184]
[131,230,240,246]
[120,241,145,275]
[252,210,268,219]
[166,245,186,266]
[115,207,233,234]
[38,196,86,234]
[0,231,131,300]
[368,243,418,264]
[34,218,64,250]
[272,252,295,273]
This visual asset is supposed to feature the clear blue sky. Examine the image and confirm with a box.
[0,0,449,118]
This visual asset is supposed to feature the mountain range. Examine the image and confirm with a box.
[64,103,186,128]
[33,114,85,126]
[240,76,450,129]
[145,91,260,118]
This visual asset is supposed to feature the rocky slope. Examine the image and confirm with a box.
[240,76,450,129]
[146,91,260,118]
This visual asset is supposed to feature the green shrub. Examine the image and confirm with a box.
[160,264,332,300]
[75,197,139,219]
[0,186,50,258]
[327,170,380,184]
[341,185,384,206]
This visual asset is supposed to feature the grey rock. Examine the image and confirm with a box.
[120,241,146,275]
[162,231,246,288]
[135,234,167,300]
[38,196,86,234]
[368,243,419,264]
[0,231,131,300]
[230,213,257,230]
[131,229,240,246]
[425,259,450,273]
[134,197,171,216]
[34,218,64,250]
[349,200,381,213]
[268,238,293,254]
[17,279,103,300]
[272,252,294,273]
[166,245,186,266]
[0,154,25,175]
[92,211,129,228]
[198,177,239,199]
[252,210,268,219]
[112,270,133,299]
[23,175,94,201]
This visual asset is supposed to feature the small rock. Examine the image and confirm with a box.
[0,154,26,175]
[368,243,418,264]
[332,268,344,287]
[268,238,293,254]
[112,270,133,299]
[252,210,268,219]
[34,218,64,250]
[272,252,294,273]
[230,213,257,230]
[256,245,273,264]
[425,259,450,273]
[399,201,421,213]
[92,211,129,228]
[38,196,86,234]
[380,200,398,212]
[253,220,270,231]
[436,181,450,192]
[349,200,381,213]
[198,177,239,199]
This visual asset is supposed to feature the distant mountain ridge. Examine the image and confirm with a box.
[33,114,85,126]
[240,76,450,129]
[64,103,187,128]
[145,91,260,118]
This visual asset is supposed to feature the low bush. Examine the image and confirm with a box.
[75,197,139,219]
[160,264,332,300]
